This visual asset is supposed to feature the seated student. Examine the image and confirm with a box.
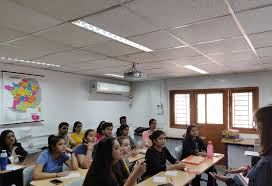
[117,124,136,149]
[116,116,128,137]
[118,136,138,164]
[144,130,185,178]
[83,137,146,186]
[58,122,76,148]
[70,121,84,145]
[210,105,272,186]
[96,121,105,141]
[74,129,96,169]
[32,135,78,180]
[142,119,157,148]
[99,122,113,140]
[181,124,217,186]
[0,130,28,163]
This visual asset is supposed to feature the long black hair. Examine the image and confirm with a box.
[72,121,82,133]
[184,124,198,142]
[0,130,18,150]
[83,137,118,186]
[96,121,105,135]
[48,135,65,152]
[149,130,165,145]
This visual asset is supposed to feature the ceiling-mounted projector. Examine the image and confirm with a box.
[123,63,146,81]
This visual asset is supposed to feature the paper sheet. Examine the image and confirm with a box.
[244,151,260,157]
[6,165,24,171]
[60,172,81,179]
[153,176,166,183]
[165,171,177,176]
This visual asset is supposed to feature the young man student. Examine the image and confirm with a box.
[142,119,157,148]
[58,122,76,148]
[116,116,127,137]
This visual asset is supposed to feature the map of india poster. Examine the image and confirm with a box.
[3,72,42,124]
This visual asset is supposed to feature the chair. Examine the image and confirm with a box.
[174,145,183,160]
[23,165,34,186]
[64,177,84,186]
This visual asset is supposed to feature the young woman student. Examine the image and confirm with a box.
[32,135,78,180]
[210,105,272,186]
[83,137,146,186]
[0,130,28,163]
[144,130,185,178]
[71,121,84,145]
[117,125,136,149]
[74,129,96,169]
[181,124,217,186]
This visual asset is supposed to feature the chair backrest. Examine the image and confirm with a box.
[174,145,183,160]
[23,165,34,186]
[64,177,85,186]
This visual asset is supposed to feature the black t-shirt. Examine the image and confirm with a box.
[181,136,206,160]
[145,146,177,177]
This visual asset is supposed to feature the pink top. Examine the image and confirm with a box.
[142,130,153,148]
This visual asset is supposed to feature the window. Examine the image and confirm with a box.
[230,88,258,131]
[197,93,224,124]
[169,87,258,133]
[174,94,190,125]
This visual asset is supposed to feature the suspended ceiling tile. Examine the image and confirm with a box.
[167,56,212,66]
[0,0,62,33]
[0,27,26,43]
[256,46,272,58]
[83,6,160,37]
[125,0,230,29]
[117,52,163,63]
[249,31,272,48]
[40,49,105,65]
[237,6,272,34]
[168,16,241,45]
[35,23,109,48]
[84,40,141,57]
[129,31,183,50]
[194,37,249,54]
[228,0,272,12]
[11,0,120,21]
[208,50,257,63]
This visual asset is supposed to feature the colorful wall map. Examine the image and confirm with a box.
[2,72,42,124]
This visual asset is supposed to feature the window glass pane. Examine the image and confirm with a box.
[175,94,190,124]
[197,94,206,124]
[232,92,253,128]
[207,93,223,124]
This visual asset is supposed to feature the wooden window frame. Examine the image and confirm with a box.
[169,87,259,134]
[229,87,259,133]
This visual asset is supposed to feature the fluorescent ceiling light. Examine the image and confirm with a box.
[184,65,208,74]
[71,20,153,52]
[105,73,124,78]
[0,57,60,67]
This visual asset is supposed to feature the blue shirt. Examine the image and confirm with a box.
[36,149,69,173]
[74,144,87,155]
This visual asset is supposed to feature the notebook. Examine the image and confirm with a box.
[181,155,206,165]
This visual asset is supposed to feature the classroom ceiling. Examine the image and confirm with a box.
[1,0,272,80]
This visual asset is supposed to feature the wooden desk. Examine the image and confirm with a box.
[136,170,195,186]
[184,154,224,175]
[30,168,88,186]
[128,153,145,163]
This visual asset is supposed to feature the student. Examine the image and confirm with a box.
[96,121,105,141]
[117,124,136,149]
[32,135,78,180]
[210,105,272,186]
[181,124,217,186]
[0,130,28,163]
[74,129,96,169]
[100,122,113,139]
[142,119,157,148]
[117,136,138,162]
[83,137,146,186]
[58,122,76,148]
[144,130,185,177]
[116,116,127,137]
[70,121,84,145]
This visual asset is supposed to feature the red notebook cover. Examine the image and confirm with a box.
[181,155,206,165]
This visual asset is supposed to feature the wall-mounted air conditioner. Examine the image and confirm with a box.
[91,81,130,96]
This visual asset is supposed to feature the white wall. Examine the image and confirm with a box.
[130,71,272,139]
[0,63,130,147]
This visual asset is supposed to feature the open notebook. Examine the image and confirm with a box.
[181,155,206,165]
